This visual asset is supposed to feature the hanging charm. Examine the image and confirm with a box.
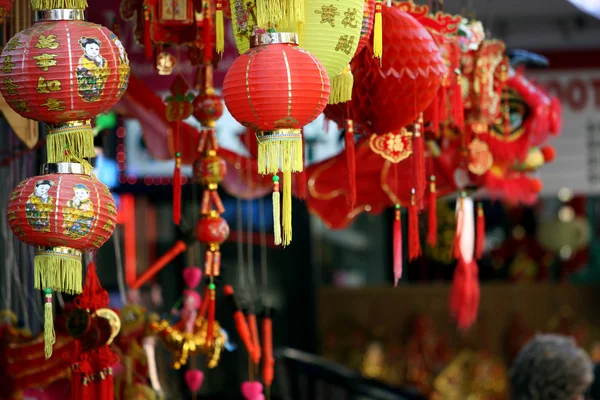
[408,189,421,261]
[373,0,383,62]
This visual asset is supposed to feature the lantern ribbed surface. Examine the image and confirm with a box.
[7,173,117,294]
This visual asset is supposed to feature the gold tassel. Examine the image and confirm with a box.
[30,0,88,11]
[272,175,282,246]
[282,170,292,246]
[256,130,303,175]
[373,0,383,63]
[44,288,55,359]
[34,247,83,294]
[46,121,95,163]
[216,0,225,55]
[329,65,353,105]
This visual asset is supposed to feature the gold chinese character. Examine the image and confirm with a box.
[106,203,117,215]
[3,78,19,95]
[36,76,62,94]
[335,35,355,55]
[33,54,58,72]
[7,211,16,221]
[342,8,359,28]
[10,99,29,113]
[4,37,23,51]
[103,219,115,231]
[93,237,103,247]
[315,5,339,27]
[35,35,60,50]
[41,98,65,111]
[2,56,15,74]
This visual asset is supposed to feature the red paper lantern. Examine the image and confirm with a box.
[0,8,130,163]
[7,165,117,295]
[223,32,330,175]
[193,153,227,185]
[193,92,224,128]
[0,0,14,23]
[195,211,230,246]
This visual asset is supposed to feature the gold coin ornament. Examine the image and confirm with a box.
[96,308,121,345]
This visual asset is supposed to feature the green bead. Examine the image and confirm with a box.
[272,176,279,183]
[395,204,400,210]
[209,283,216,290]
[430,175,436,182]
[45,288,52,294]
[175,152,181,157]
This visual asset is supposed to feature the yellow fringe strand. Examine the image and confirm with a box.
[282,170,292,247]
[34,247,83,294]
[46,121,95,163]
[255,0,303,30]
[216,7,225,55]
[30,0,88,10]
[329,65,353,105]
[44,289,55,359]
[256,130,303,175]
[272,180,282,246]
[373,0,383,63]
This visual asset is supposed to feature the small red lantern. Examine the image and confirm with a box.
[0,6,130,163]
[193,93,224,128]
[223,32,330,246]
[7,164,117,295]
[193,152,227,185]
[195,211,230,246]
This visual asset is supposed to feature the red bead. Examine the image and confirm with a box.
[195,212,229,245]
[192,93,224,127]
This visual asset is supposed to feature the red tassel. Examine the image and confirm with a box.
[393,205,402,286]
[475,203,485,260]
[345,119,356,208]
[173,121,182,225]
[413,115,425,204]
[450,257,480,330]
[439,81,448,122]
[207,286,216,345]
[143,6,153,61]
[427,176,437,247]
[262,311,274,389]
[409,191,421,261]
[452,197,463,260]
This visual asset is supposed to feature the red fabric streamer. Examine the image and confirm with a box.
[393,206,402,286]
[427,177,437,247]
[475,203,485,260]
[246,313,261,365]
[450,257,480,330]
[173,121,182,225]
[408,193,421,261]
[345,118,356,208]
[261,314,274,388]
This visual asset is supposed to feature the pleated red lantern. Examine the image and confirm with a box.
[0,0,14,23]
[7,165,117,296]
[223,32,330,246]
[0,5,130,163]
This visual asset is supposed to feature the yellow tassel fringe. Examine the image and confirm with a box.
[257,131,303,175]
[46,122,95,163]
[329,65,353,105]
[282,170,292,247]
[216,8,225,55]
[256,0,303,30]
[272,189,281,245]
[30,0,88,10]
[44,291,55,359]
[373,0,383,63]
[34,250,83,294]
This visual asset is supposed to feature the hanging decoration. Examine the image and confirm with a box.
[0,3,130,163]
[223,31,330,246]
[0,0,14,23]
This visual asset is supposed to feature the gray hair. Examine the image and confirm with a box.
[510,334,593,400]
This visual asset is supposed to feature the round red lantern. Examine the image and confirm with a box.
[0,0,14,23]
[223,32,330,176]
[193,152,227,185]
[7,163,117,295]
[195,211,230,246]
[0,7,130,163]
[193,92,224,128]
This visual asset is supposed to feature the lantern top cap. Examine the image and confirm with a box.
[250,32,298,48]
[41,162,93,176]
[34,9,85,21]
[31,0,88,13]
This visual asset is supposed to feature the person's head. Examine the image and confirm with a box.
[73,184,90,201]
[34,179,53,196]
[80,37,101,58]
[510,334,593,400]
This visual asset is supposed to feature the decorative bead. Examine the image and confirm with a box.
[209,283,216,290]
[272,175,279,183]
[175,152,181,157]
[395,204,400,210]
[45,288,52,294]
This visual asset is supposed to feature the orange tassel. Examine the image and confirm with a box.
[345,119,356,208]
[393,204,402,286]
[246,313,261,365]
[223,285,255,356]
[409,190,421,261]
[413,115,425,203]
[476,203,485,260]
[427,176,437,247]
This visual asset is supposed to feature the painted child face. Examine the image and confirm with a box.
[85,43,100,58]
[35,184,51,196]
[74,189,89,201]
